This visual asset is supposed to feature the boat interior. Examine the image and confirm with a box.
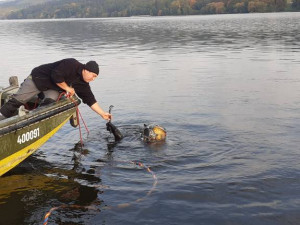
[0,76,68,121]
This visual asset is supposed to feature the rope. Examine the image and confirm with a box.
[108,161,158,209]
[71,96,89,147]
[43,204,99,225]
[56,92,89,147]
[77,107,90,134]
[42,160,157,225]
[43,207,59,225]
[56,92,66,102]
[76,105,84,147]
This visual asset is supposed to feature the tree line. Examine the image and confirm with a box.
[5,0,300,19]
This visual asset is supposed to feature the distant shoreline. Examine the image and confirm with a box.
[1,11,300,21]
[1,0,299,20]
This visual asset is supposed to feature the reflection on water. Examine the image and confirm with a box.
[0,12,300,225]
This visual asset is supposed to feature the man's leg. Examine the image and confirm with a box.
[0,75,40,118]
[40,89,60,106]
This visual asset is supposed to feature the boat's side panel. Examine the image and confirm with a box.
[0,109,74,176]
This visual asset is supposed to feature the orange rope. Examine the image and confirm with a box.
[42,160,157,224]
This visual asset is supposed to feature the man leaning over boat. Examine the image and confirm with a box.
[0,58,111,121]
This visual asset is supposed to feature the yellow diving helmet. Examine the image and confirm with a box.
[143,124,167,142]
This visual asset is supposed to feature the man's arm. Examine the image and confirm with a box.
[90,102,112,120]
[56,82,75,96]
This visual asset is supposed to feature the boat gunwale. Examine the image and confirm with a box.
[0,97,81,136]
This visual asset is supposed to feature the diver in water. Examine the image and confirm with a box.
[142,124,167,143]
[106,106,167,143]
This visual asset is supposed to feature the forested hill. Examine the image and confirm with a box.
[0,0,54,18]
[2,0,300,19]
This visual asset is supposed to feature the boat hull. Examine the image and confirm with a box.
[0,98,80,176]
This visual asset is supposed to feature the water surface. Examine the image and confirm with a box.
[0,13,300,225]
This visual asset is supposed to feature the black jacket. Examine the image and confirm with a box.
[31,58,97,106]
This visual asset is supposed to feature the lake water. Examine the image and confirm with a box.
[0,12,299,225]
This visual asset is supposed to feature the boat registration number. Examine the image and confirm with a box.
[17,128,40,144]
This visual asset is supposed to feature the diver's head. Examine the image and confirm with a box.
[143,124,167,143]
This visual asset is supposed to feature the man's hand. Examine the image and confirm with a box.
[91,102,113,121]
[101,112,112,121]
[66,86,75,97]
[56,82,75,96]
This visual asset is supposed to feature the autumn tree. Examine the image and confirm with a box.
[234,2,247,12]
[248,0,267,12]
[202,1,226,13]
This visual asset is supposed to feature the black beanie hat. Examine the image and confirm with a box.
[85,61,99,75]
